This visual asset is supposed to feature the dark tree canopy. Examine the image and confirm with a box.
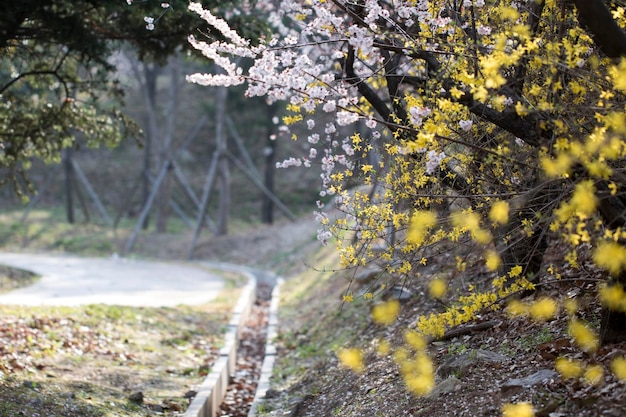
[0,0,267,195]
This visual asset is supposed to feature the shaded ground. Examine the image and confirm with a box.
[255,237,626,417]
[0,301,233,416]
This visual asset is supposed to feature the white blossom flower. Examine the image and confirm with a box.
[477,25,491,36]
[425,151,446,174]
[336,111,359,126]
[409,106,431,127]
[323,100,336,113]
[459,119,473,131]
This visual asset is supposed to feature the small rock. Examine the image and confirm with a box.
[354,267,383,283]
[437,349,509,378]
[428,376,462,399]
[22,381,39,390]
[265,388,281,399]
[128,391,144,404]
[501,369,558,393]
[384,286,413,302]
[184,390,197,399]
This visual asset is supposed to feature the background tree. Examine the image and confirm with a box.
[0,0,266,197]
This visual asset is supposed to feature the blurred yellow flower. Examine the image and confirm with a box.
[570,180,598,217]
[429,278,447,299]
[529,297,558,321]
[485,250,502,271]
[502,402,534,417]
[555,357,584,379]
[611,356,626,380]
[337,348,364,373]
[568,319,599,353]
[372,300,400,325]
[599,284,626,311]
[594,241,626,275]
[583,364,604,385]
[407,210,438,246]
[507,299,528,317]
[489,200,510,225]
[376,339,390,356]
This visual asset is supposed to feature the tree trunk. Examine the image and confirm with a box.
[262,105,278,224]
[498,184,559,283]
[215,85,229,235]
[597,181,626,344]
[156,56,180,233]
[141,63,160,230]
[63,147,75,224]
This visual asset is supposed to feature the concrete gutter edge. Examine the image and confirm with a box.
[183,264,258,417]
[247,277,284,417]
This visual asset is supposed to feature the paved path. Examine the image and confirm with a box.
[0,252,225,307]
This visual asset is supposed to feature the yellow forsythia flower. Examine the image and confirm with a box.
[509,265,523,278]
[407,210,438,246]
[541,154,573,178]
[429,278,447,299]
[507,299,528,317]
[562,298,578,316]
[594,241,626,275]
[555,357,584,379]
[583,364,604,385]
[337,348,364,373]
[529,297,558,322]
[376,339,390,356]
[609,58,626,92]
[568,319,599,353]
[502,402,535,417]
[599,284,626,311]
[611,356,626,380]
[405,373,434,396]
[489,200,510,225]
[372,300,400,325]
[485,250,502,271]
[405,330,427,351]
[570,180,598,217]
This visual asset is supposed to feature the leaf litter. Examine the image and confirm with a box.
[0,301,231,416]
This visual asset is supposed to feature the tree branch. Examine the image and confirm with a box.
[344,45,392,123]
[572,0,626,58]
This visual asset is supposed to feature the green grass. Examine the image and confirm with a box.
[0,298,238,417]
[0,265,40,293]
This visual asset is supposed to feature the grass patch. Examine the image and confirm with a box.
[0,280,244,416]
[0,265,40,293]
[271,245,372,390]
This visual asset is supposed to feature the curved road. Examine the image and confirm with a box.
[0,252,225,307]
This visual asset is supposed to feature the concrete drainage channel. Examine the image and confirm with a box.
[184,263,281,417]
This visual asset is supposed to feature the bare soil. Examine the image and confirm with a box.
[250,231,626,417]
